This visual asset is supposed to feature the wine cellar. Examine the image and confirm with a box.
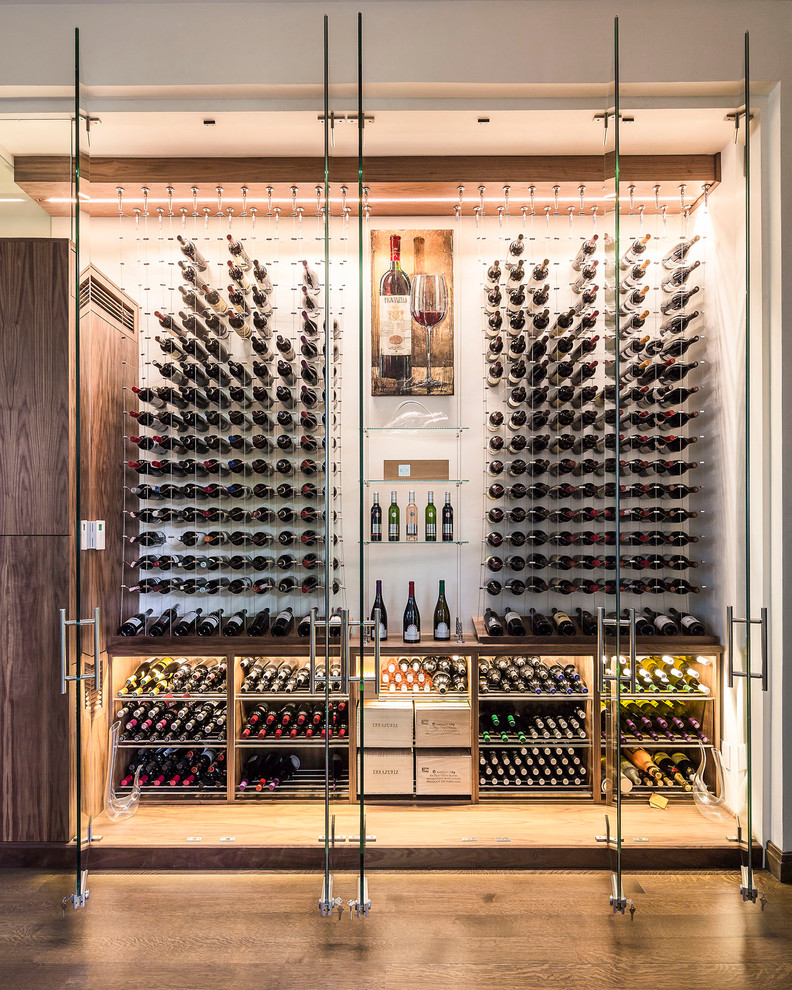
[0,13,778,893]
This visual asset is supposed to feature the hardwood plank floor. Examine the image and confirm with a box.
[0,870,789,990]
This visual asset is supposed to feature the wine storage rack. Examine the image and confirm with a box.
[477,206,709,633]
[108,636,722,804]
[119,207,347,640]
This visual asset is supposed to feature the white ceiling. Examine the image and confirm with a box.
[0,106,733,159]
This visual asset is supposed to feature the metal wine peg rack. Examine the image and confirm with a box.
[477,202,708,631]
[119,201,347,636]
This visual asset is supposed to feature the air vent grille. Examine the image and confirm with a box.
[79,275,135,333]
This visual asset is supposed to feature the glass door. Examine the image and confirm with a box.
[598,15,632,916]
[728,32,767,904]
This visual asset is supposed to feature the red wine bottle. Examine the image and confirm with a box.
[378,235,412,391]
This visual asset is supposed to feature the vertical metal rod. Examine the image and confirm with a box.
[596,605,605,693]
[727,605,735,687]
[60,609,68,695]
[357,9,366,902]
[743,31,754,891]
[73,24,84,901]
[760,606,768,692]
[93,606,101,692]
[322,13,331,901]
[628,607,637,695]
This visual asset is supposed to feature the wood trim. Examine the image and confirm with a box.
[767,841,792,884]
[15,154,722,186]
[15,153,720,218]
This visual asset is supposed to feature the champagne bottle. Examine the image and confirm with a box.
[371,579,388,641]
[402,581,421,644]
[433,580,451,641]
[388,491,400,542]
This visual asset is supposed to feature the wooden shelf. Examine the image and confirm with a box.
[471,617,723,652]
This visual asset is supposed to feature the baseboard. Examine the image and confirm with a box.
[766,841,792,883]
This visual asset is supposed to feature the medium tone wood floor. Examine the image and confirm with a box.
[1,870,790,990]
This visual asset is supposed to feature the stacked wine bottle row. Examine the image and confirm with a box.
[116,656,227,696]
[479,747,589,790]
[606,748,699,795]
[380,655,468,694]
[479,603,707,639]
[239,700,347,740]
[605,699,709,745]
[120,747,227,790]
[478,655,589,695]
[239,655,346,694]
[479,706,588,743]
[238,751,348,795]
[121,228,344,639]
[480,226,705,621]
[116,699,227,743]
[603,653,711,696]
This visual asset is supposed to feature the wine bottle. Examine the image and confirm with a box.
[405,490,418,542]
[117,609,153,637]
[441,492,454,542]
[423,490,438,542]
[271,608,295,638]
[388,491,400,542]
[370,491,382,542]
[378,234,412,391]
[483,608,504,636]
[402,581,421,644]
[177,234,208,271]
[371,579,388,641]
[433,580,451,641]
[504,609,526,636]
[662,235,700,270]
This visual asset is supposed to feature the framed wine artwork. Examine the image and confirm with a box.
[371,228,455,396]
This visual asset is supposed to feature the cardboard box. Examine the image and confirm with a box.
[415,749,472,795]
[359,700,414,747]
[414,700,471,748]
[357,748,414,794]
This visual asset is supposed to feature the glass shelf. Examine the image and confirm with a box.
[364,426,468,433]
[363,539,468,546]
[363,478,468,485]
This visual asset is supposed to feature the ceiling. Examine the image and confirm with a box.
[0,106,734,161]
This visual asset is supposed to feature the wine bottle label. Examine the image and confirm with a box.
[434,622,450,640]
[442,522,453,538]
[679,614,698,631]
[389,522,399,538]
[404,623,420,642]
[426,522,436,538]
[372,521,382,537]
[378,622,387,641]
[379,295,411,356]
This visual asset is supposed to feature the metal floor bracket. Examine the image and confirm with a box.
[348,876,371,919]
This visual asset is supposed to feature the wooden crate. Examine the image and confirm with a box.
[414,701,471,748]
[357,749,414,794]
[415,750,472,795]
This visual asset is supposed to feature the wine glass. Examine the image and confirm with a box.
[410,273,448,391]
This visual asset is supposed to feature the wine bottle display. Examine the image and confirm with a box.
[378,234,412,391]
